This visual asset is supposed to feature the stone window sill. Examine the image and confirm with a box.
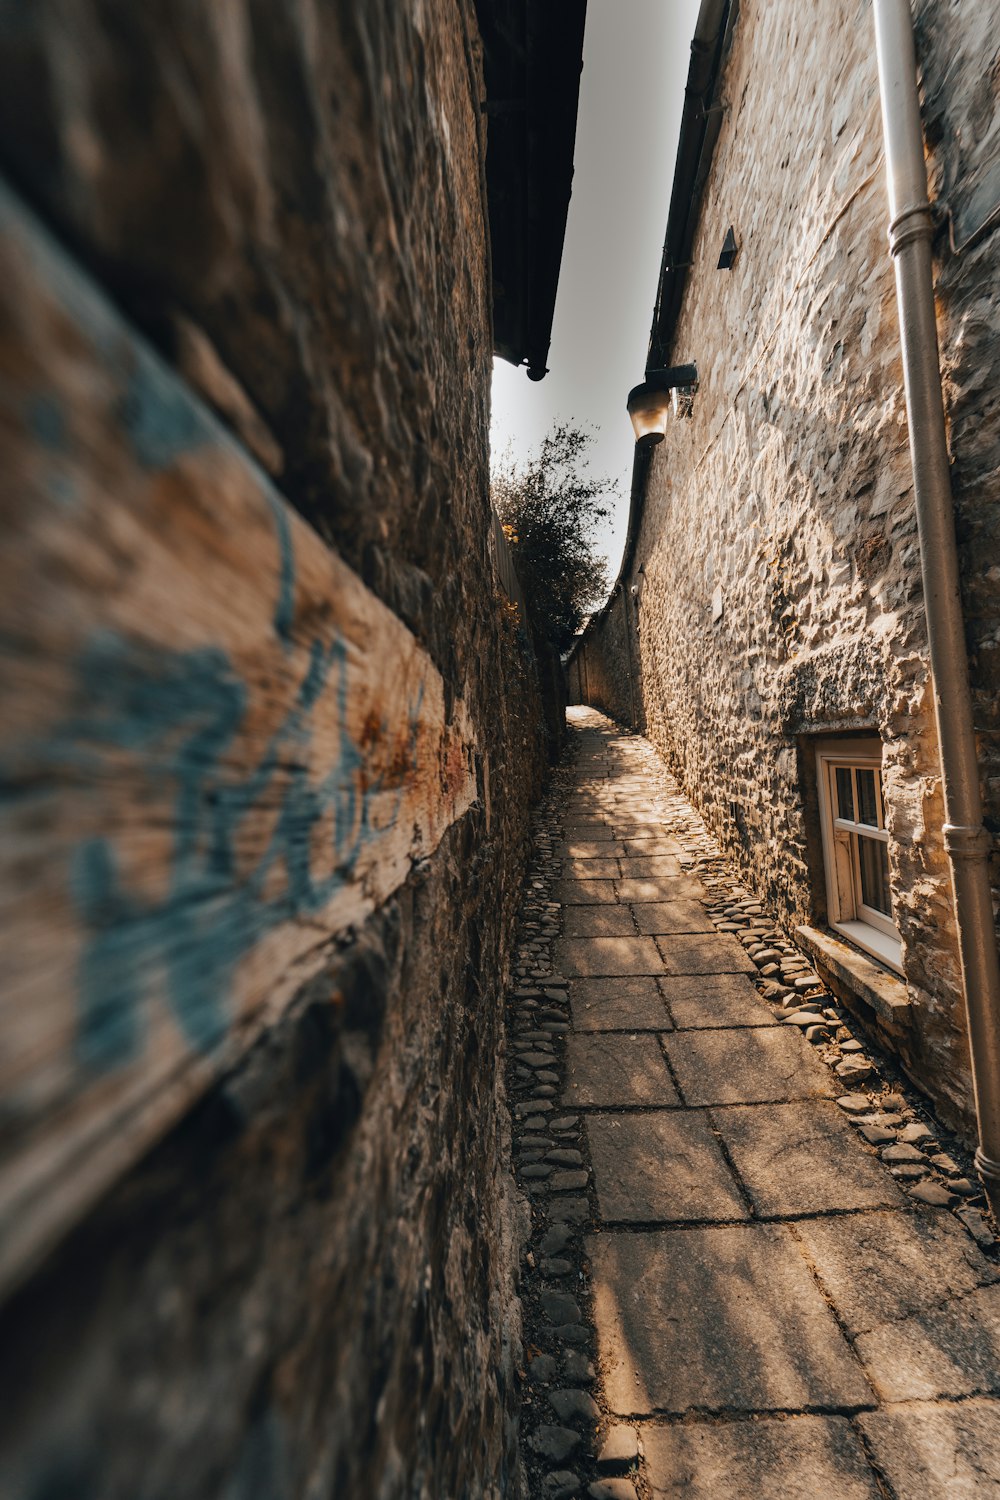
[795,923,911,1028]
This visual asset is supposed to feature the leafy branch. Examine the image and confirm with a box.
[491,423,615,652]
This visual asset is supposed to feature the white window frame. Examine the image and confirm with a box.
[815,737,903,975]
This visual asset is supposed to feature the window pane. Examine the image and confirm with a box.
[835,767,855,821]
[856,768,880,827]
[859,835,891,915]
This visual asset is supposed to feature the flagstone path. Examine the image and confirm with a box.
[513,708,1000,1500]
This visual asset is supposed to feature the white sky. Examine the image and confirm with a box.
[489,0,700,582]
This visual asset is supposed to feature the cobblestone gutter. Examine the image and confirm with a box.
[505,763,613,1500]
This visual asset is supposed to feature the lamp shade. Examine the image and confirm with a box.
[627,383,671,446]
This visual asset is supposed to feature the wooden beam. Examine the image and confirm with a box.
[0,183,478,1296]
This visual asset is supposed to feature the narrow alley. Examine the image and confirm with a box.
[3,0,1000,1494]
[512,710,1000,1499]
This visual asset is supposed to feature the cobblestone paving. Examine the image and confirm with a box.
[509,709,1000,1499]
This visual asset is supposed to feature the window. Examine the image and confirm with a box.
[815,739,902,974]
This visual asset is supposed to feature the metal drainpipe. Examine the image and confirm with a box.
[874,0,1000,1211]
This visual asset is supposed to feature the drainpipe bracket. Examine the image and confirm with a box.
[888,202,934,256]
[939,198,1000,258]
[942,822,994,860]
[974,1145,1000,1198]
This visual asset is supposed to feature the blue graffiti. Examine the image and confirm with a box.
[11,500,427,1072]
[28,393,67,454]
[119,351,208,471]
[69,635,422,1069]
[27,393,77,508]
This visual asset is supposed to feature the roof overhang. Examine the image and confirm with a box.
[475,0,588,380]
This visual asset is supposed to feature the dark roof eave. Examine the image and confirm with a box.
[477,0,588,379]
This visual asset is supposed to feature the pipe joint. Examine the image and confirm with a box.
[888,202,934,257]
[943,823,994,861]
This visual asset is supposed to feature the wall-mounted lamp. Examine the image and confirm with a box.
[626,363,699,446]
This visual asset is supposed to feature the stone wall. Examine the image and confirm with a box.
[0,3,546,1497]
[567,589,639,732]
[576,0,1000,1134]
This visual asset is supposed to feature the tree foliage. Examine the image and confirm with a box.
[491,423,614,652]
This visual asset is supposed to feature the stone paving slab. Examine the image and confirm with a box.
[853,1283,1000,1401]
[795,1209,998,1334]
[569,977,672,1032]
[655,933,756,975]
[587,1112,747,1223]
[616,876,707,903]
[660,973,776,1029]
[618,856,683,878]
[563,857,621,880]
[612,823,676,837]
[640,1415,881,1498]
[587,1226,873,1414]
[555,937,665,977]
[631,900,715,935]
[554,880,617,904]
[665,1027,836,1105]
[563,905,635,937]
[857,1399,1000,1497]
[564,1034,677,1108]
[714,1101,905,1216]
[557,841,625,859]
